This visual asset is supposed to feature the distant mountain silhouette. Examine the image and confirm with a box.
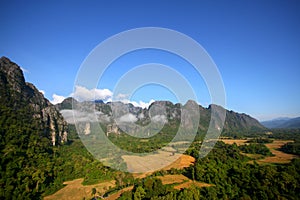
[261,117,300,129]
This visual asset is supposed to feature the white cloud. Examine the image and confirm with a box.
[151,115,167,123]
[50,94,65,104]
[21,67,29,73]
[119,99,155,109]
[116,93,129,100]
[39,90,45,95]
[118,113,138,123]
[60,109,110,124]
[73,85,113,102]
[138,113,144,119]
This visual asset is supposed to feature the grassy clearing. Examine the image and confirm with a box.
[257,140,299,164]
[105,186,134,200]
[220,139,248,146]
[44,178,115,200]
[174,181,213,190]
[222,139,299,164]
[122,151,195,174]
[131,154,195,179]
[157,174,212,190]
[157,174,189,185]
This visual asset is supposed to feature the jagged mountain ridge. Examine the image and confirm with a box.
[57,97,265,135]
[0,56,67,145]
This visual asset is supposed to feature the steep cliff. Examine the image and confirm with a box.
[0,56,67,145]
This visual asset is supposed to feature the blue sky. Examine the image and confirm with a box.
[1,0,300,121]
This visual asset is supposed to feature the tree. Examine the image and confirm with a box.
[91,188,96,198]
[134,186,146,200]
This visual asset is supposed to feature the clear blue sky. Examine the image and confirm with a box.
[1,0,300,121]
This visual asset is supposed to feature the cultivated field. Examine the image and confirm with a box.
[221,139,299,164]
[174,181,213,190]
[105,186,134,200]
[122,149,195,174]
[44,178,115,200]
[157,174,189,185]
[157,174,212,190]
[220,139,248,146]
[257,140,298,164]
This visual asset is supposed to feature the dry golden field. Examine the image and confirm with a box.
[44,178,115,200]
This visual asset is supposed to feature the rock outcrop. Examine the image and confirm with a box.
[0,56,67,145]
[57,97,265,137]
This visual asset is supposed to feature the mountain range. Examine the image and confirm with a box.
[0,56,266,140]
[261,117,300,129]
[0,56,288,199]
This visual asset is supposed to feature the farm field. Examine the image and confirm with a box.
[157,174,213,190]
[44,179,115,200]
[43,139,299,200]
[122,149,195,173]
[220,139,248,146]
[105,186,134,200]
[221,139,299,164]
[257,140,299,164]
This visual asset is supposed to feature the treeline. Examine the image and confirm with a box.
[280,141,300,156]
[238,143,273,156]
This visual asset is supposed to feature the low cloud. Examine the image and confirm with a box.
[60,109,110,124]
[117,113,138,123]
[151,115,167,123]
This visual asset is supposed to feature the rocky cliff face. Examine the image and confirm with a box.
[0,56,67,145]
[57,97,265,136]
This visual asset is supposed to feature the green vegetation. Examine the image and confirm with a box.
[239,143,273,156]
[116,141,300,199]
[0,103,117,199]
[246,137,273,144]
[280,141,300,156]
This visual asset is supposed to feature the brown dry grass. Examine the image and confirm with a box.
[105,186,134,200]
[174,181,213,190]
[131,154,195,179]
[220,139,248,146]
[257,140,299,164]
[222,139,299,164]
[163,154,195,170]
[157,174,189,185]
[44,178,115,200]
[156,174,212,190]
